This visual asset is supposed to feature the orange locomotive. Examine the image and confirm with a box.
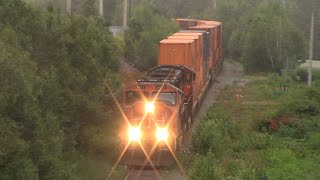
[120,19,223,167]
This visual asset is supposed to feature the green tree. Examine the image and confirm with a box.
[237,2,306,72]
[81,0,98,16]
[124,0,178,69]
[0,0,121,178]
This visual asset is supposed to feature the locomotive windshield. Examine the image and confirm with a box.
[125,91,149,105]
[152,92,176,105]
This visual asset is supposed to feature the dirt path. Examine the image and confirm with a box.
[124,60,245,180]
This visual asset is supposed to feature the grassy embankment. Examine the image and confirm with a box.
[185,74,320,179]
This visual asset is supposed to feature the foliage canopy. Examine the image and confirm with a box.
[0,0,121,179]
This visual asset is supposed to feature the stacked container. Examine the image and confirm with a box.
[158,39,199,103]
[157,19,223,110]
[189,25,216,70]
[196,20,223,67]
[167,35,204,94]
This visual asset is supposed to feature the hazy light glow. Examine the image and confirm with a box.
[156,127,168,142]
[128,127,141,142]
[145,102,155,113]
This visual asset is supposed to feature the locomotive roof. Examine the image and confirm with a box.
[138,65,184,84]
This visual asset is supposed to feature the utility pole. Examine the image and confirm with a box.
[66,0,72,16]
[123,0,128,28]
[308,11,314,86]
[99,0,104,17]
[281,0,286,9]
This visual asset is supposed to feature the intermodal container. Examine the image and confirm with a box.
[167,35,205,92]
[174,31,211,81]
[196,20,222,26]
[176,31,210,67]
[175,19,197,30]
[167,35,203,70]
[158,39,200,102]
[189,25,217,69]
[196,23,222,65]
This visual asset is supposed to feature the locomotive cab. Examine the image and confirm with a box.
[120,65,195,167]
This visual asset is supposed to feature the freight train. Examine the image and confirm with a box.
[120,19,223,167]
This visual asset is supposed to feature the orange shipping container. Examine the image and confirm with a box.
[197,20,222,26]
[173,32,204,36]
[173,31,211,82]
[199,63,204,94]
[167,35,206,89]
[201,24,222,66]
[175,19,197,30]
[158,39,200,102]
[189,25,217,69]
[167,35,203,69]
[158,39,196,70]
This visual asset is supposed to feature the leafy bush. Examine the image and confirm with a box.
[191,118,229,157]
[191,106,241,157]
[307,133,320,151]
[0,0,121,178]
[189,74,320,180]
[188,152,223,180]
[276,86,320,117]
[264,149,320,180]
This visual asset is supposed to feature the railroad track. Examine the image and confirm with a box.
[124,168,158,180]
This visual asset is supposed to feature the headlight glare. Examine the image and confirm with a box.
[156,127,168,142]
[145,102,154,113]
[128,127,141,142]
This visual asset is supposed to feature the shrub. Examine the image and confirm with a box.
[188,152,223,180]
[276,86,320,117]
[264,149,320,180]
[307,133,320,151]
[190,108,240,157]
[0,1,121,178]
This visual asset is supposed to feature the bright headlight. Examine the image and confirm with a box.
[145,102,154,113]
[156,127,168,142]
[128,127,141,142]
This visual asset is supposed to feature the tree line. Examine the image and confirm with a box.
[0,0,121,179]
[124,0,313,72]
[25,0,313,72]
